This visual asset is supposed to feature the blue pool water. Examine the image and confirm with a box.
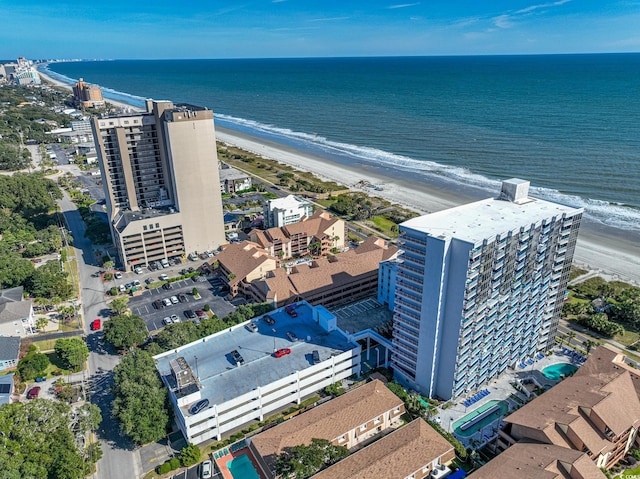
[228,454,260,479]
[542,363,578,381]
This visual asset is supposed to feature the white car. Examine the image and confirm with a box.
[118,284,126,293]
[170,296,179,304]
[201,460,212,479]
[159,274,169,281]
[114,272,123,279]
[133,279,141,287]
[170,314,180,323]
[162,298,172,307]
[163,317,173,325]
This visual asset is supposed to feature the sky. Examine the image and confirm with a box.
[2,0,640,59]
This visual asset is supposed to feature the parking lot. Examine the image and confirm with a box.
[128,275,236,332]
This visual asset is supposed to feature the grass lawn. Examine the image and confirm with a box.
[615,329,640,347]
[43,352,73,377]
[32,339,58,352]
[368,215,399,237]
[616,464,640,477]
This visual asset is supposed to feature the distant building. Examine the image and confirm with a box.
[264,194,313,228]
[92,100,226,270]
[250,210,346,259]
[73,78,105,109]
[247,236,399,308]
[0,337,20,371]
[249,379,405,478]
[154,302,362,445]
[310,418,455,479]
[219,166,252,194]
[0,287,34,337]
[377,258,400,311]
[469,442,606,479]
[392,179,583,400]
[0,58,40,85]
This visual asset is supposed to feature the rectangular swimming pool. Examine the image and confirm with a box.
[228,453,260,479]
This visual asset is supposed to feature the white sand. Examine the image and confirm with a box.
[216,128,640,286]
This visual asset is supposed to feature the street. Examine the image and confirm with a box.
[58,189,142,479]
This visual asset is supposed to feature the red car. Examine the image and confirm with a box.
[91,319,101,330]
[274,348,291,358]
[196,310,206,318]
[27,386,41,399]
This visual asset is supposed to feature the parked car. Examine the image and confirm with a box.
[184,310,196,319]
[189,399,210,415]
[246,322,258,332]
[134,266,143,274]
[312,350,320,364]
[91,319,101,331]
[27,386,41,399]
[159,273,169,281]
[153,299,164,309]
[163,317,173,325]
[118,284,126,293]
[133,279,141,287]
[286,331,298,342]
[125,282,133,290]
[263,314,275,326]
[196,309,206,318]
[201,459,212,479]
[274,348,291,358]
[170,296,179,304]
[114,272,123,279]
[162,298,172,307]
[170,314,180,323]
[146,278,155,285]
[162,282,173,290]
[285,305,298,317]
[230,350,245,365]
[178,294,187,303]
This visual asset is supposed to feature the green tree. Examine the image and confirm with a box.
[36,316,49,330]
[179,443,201,467]
[566,331,576,348]
[104,314,148,350]
[109,296,129,315]
[155,322,198,351]
[54,337,89,371]
[18,351,50,380]
[112,350,170,445]
[582,339,599,355]
[103,260,115,271]
[77,403,102,434]
[276,438,348,479]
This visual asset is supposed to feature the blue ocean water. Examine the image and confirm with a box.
[44,55,640,232]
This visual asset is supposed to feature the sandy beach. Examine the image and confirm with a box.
[38,67,640,285]
[216,127,640,286]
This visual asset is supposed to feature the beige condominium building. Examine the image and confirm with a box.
[92,100,225,271]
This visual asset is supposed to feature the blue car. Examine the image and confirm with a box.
[189,399,209,415]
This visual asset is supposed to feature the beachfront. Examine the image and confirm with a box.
[38,68,640,286]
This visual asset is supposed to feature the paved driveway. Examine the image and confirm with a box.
[128,276,235,332]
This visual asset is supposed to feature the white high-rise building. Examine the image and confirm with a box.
[391,179,582,400]
[264,194,313,228]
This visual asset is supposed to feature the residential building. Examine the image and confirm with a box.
[498,346,640,471]
[469,443,606,479]
[0,337,20,371]
[154,302,362,445]
[92,100,225,271]
[72,78,105,108]
[392,179,582,400]
[264,194,313,228]
[310,418,455,479]
[214,241,279,297]
[246,236,399,308]
[378,258,400,311]
[0,374,14,405]
[249,379,405,478]
[250,210,346,259]
[219,166,252,194]
[0,287,34,337]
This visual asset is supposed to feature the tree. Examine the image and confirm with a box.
[582,339,599,355]
[36,316,48,330]
[103,260,115,271]
[109,296,129,315]
[566,331,576,348]
[112,350,170,445]
[18,350,50,380]
[276,438,348,479]
[103,314,148,350]
[54,337,89,371]
[76,403,102,434]
[179,443,201,467]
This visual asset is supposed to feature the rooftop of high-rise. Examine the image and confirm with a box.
[401,179,583,244]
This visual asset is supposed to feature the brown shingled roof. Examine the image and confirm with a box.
[310,419,454,479]
[212,241,277,286]
[250,380,403,472]
[468,443,606,479]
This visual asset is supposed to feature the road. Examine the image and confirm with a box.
[58,189,142,479]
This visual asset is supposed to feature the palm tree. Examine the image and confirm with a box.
[582,339,599,355]
[566,332,576,348]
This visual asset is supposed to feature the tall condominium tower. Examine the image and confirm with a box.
[392,179,582,400]
[92,100,225,271]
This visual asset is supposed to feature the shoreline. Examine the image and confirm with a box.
[37,67,640,285]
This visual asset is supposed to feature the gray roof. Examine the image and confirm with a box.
[219,167,250,182]
[0,286,24,305]
[0,301,32,324]
[155,302,358,413]
[0,336,20,361]
[0,373,14,405]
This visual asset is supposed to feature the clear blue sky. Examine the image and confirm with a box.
[3,0,639,59]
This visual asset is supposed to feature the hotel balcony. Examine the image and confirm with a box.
[396,288,422,305]
[396,298,422,316]
[397,271,423,286]
[397,280,422,295]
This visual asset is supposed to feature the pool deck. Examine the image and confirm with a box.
[214,446,267,479]
[434,346,585,447]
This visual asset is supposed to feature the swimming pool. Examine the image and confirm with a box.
[228,454,260,479]
[452,400,509,437]
[542,363,577,381]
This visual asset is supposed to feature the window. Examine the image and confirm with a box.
[156,223,160,228]
[143,225,147,231]
[359,424,367,431]
[338,434,346,443]
[374,416,381,424]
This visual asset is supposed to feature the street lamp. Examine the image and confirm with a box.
[272,328,277,352]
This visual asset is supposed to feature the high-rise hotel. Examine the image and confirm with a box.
[92,100,225,271]
[392,179,582,400]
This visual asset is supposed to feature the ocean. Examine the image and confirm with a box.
[44,55,640,232]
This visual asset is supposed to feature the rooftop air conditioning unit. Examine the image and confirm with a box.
[430,465,451,479]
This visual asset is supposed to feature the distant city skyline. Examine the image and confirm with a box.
[2,0,639,59]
